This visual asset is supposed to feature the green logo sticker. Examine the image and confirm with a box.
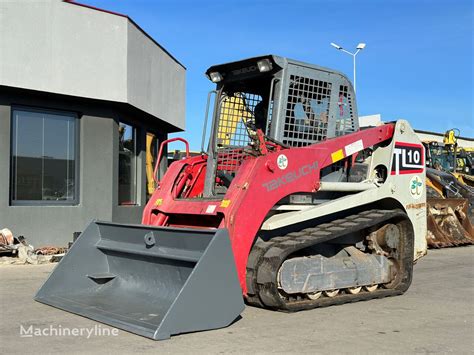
[409,175,423,199]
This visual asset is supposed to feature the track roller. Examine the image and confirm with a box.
[363,285,379,292]
[346,286,362,294]
[323,290,340,297]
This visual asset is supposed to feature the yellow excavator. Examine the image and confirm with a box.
[438,129,473,178]
[423,129,474,248]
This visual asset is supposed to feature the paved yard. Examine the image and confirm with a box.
[1,247,473,354]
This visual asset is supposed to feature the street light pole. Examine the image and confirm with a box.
[353,52,356,92]
[330,42,366,93]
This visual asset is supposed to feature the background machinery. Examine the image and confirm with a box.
[424,129,474,179]
[422,129,474,248]
[36,55,427,340]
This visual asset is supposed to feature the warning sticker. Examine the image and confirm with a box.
[205,205,217,214]
[331,149,344,163]
[344,139,364,157]
[220,199,231,208]
[391,142,424,175]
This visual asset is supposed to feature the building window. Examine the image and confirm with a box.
[11,108,78,204]
[118,122,137,205]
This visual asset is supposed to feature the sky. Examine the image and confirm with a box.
[83,0,473,149]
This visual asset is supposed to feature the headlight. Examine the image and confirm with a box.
[208,71,223,83]
[257,59,272,72]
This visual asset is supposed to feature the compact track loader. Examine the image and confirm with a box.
[36,55,427,340]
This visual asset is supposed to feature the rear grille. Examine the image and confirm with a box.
[336,85,357,136]
[283,75,332,147]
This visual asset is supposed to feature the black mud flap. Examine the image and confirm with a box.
[35,221,245,340]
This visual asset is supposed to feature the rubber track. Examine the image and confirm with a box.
[246,209,414,311]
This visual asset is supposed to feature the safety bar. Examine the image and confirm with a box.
[153,137,190,186]
[201,90,217,153]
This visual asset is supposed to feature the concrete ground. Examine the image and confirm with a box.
[1,247,473,354]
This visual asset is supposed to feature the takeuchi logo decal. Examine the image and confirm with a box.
[262,161,318,192]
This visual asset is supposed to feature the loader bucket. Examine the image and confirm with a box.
[35,221,245,340]
[426,198,474,248]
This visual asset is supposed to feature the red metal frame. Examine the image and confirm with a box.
[153,137,190,187]
[142,124,395,295]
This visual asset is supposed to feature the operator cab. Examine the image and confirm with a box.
[202,55,359,197]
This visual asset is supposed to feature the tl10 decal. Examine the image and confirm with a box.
[391,142,424,175]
